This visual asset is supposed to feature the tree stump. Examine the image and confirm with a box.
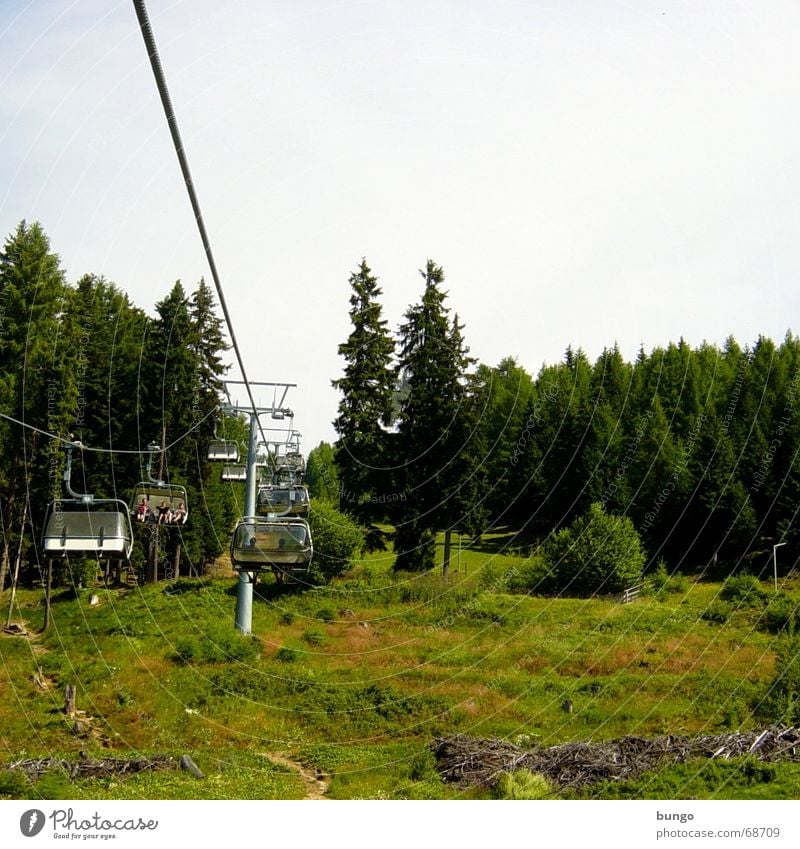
[64,685,76,717]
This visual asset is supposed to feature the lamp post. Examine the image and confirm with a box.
[773,542,787,593]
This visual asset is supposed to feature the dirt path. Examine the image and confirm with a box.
[262,752,329,800]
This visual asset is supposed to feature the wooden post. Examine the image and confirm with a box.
[43,559,53,632]
[174,542,181,580]
[442,529,452,577]
[64,684,76,717]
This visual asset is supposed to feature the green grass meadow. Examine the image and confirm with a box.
[1,532,797,800]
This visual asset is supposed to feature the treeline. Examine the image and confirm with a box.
[0,221,236,587]
[326,257,800,575]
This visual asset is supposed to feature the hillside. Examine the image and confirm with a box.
[2,536,799,800]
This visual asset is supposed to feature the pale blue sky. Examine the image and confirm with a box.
[2,0,800,449]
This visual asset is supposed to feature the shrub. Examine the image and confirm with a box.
[721,573,766,605]
[307,500,366,583]
[544,503,645,596]
[302,628,326,646]
[275,646,298,663]
[702,601,732,625]
[53,557,97,590]
[645,560,670,594]
[171,623,261,664]
[760,594,800,635]
[316,607,336,622]
[494,769,553,800]
[0,769,30,799]
[756,632,800,724]
[503,556,550,595]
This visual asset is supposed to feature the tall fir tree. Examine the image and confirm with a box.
[392,260,477,571]
[0,222,71,591]
[331,259,395,523]
[184,278,233,571]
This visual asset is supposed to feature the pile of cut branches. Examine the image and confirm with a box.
[433,727,800,789]
[5,753,178,782]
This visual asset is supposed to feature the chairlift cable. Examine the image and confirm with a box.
[0,407,216,454]
[131,0,271,450]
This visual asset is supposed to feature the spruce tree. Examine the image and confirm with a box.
[392,260,478,571]
[331,259,395,523]
[0,222,71,591]
[185,278,232,571]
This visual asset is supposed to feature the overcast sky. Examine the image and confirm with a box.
[2,0,800,451]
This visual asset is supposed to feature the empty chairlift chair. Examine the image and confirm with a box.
[207,440,240,462]
[230,519,313,576]
[256,485,309,516]
[221,464,247,482]
[42,498,133,560]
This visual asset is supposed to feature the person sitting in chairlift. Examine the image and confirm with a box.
[157,500,170,524]
[172,502,187,525]
[136,498,149,522]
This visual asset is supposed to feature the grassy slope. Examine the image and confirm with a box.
[0,533,794,800]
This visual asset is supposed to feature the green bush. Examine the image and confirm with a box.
[494,769,553,800]
[302,628,326,646]
[721,573,766,605]
[171,623,261,664]
[702,601,732,624]
[307,500,366,583]
[209,667,271,700]
[645,560,670,594]
[53,557,97,590]
[316,607,336,622]
[503,556,550,594]
[32,770,74,800]
[756,632,800,724]
[275,646,298,663]
[760,595,800,634]
[544,503,645,596]
[0,769,30,799]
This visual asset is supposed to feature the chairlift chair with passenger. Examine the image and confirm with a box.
[130,444,189,525]
[130,482,189,525]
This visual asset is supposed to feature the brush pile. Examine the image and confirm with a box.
[433,726,800,789]
[6,753,178,781]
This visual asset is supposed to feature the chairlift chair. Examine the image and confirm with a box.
[130,482,189,525]
[42,498,133,560]
[221,464,247,482]
[256,485,309,516]
[230,519,313,574]
[207,440,240,462]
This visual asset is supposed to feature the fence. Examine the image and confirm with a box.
[620,583,643,604]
